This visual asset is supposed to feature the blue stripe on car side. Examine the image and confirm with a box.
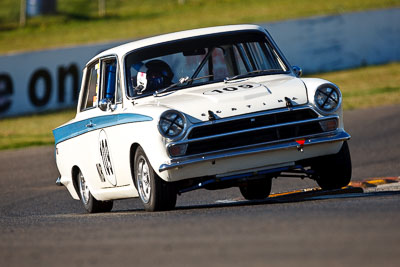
[53,113,153,145]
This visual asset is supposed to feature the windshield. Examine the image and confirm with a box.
[125,31,288,98]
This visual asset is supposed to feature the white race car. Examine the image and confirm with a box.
[53,24,351,213]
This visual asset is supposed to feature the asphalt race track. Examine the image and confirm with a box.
[1,105,399,267]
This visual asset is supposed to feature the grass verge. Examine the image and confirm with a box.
[313,62,400,110]
[0,0,399,54]
[0,62,399,151]
[0,109,75,150]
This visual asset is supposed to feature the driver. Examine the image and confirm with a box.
[135,60,174,94]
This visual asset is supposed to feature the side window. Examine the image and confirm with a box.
[100,58,121,104]
[80,62,99,111]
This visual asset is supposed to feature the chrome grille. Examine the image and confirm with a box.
[188,108,318,139]
[169,107,338,157]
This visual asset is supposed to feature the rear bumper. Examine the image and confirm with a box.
[159,129,350,173]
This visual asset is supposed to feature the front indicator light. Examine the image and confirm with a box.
[168,144,188,157]
[319,118,338,132]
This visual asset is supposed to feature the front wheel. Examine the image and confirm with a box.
[312,141,352,190]
[134,146,177,211]
[77,170,113,213]
[239,177,272,200]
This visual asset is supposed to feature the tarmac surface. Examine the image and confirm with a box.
[0,105,399,267]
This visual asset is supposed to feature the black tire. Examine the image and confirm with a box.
[77,170,113,213]
[312,141,352,190]
[239,177,272,200]
[134,146,177,211]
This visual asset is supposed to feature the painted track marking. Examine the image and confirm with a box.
[215,177,400,204]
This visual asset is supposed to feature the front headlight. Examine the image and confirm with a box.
[314,84,341,113]
[158,110,186,140]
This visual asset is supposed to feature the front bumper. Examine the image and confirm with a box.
[159,129,350,173]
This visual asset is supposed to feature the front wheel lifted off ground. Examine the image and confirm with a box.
[134,146,177,212]
[313,141,352,190]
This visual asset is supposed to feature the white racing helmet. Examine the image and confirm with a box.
[136,60,174,94]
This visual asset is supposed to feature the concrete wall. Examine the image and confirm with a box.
[0,8,399,118]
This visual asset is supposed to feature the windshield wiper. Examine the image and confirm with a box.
[153,75,213,96]
[224,69,283,83]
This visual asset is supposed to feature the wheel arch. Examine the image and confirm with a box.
[71,165,81,197]
[129,143,141,188]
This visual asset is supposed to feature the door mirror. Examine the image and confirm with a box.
[99,98,112,111]
[292,66,303,77]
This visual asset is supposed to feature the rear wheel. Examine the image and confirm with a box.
[239,177,272,200]
[134,146,177,211]
[77,170,113,213]
[312,141,352,190]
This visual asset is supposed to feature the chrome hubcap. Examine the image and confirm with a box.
[137,156,151,204]
[79,172,90,205]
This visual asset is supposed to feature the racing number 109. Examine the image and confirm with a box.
[213,84,253,94]
[204,84,256,95]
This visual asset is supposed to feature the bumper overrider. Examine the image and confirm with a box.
[159,106,350,173]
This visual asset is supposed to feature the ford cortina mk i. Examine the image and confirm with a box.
[53,25,352,212]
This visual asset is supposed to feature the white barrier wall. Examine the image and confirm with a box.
[0,42,123,118]
[265,8,400,73]
[0,8,399,118]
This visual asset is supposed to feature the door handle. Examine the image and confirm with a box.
[85,121,95,128]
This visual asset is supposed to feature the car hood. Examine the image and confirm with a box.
[136,75,308,123]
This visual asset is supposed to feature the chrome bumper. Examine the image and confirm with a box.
[159,130,350,172]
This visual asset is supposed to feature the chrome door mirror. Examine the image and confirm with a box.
[99,98,112,111]
[292,66,303,77]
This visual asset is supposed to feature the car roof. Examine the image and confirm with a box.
[88,24,266,64]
